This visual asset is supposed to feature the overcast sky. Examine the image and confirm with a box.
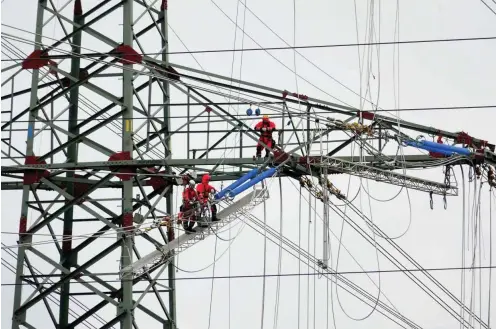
[2,0,496,328]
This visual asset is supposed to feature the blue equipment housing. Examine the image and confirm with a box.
[215,167,260,199]
[246,108,253,116]
[421,140,471,155]
[255,108,261,116]
[215,167,277,199]
[404,140,471,156]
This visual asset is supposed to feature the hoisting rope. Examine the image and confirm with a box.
[272,177,284,329]
[224,1,243,325]
[260,180,268,329]
[207,236,219,329]
[313,195,317,329]
[307,190,311,329]
[333,143,381,320]
[466,169,478,328]
[297,186,302,329]
[468,179,483,328]
[460,165,467,329]
[488,189,493,329]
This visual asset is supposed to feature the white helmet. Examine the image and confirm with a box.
[188,179,195,186]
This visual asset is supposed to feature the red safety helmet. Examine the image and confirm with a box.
[202,174,211,184]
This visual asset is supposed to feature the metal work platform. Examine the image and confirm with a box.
[127,189,269,278]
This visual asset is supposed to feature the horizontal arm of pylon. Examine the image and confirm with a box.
[168,61,494,152]
[1,154,442,173]
[310,156,458,196]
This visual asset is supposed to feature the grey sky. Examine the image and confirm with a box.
[2,0,496,328]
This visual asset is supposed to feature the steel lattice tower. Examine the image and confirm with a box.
[2,1,180,328]
[3,1,496,329]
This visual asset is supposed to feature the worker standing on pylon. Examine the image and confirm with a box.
[254,114,277,159]
[196,174,218,222]
[179,180,198,233]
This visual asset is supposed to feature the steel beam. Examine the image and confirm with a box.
[28,247,120,307]
[1,172,267,191]
[81,0,112,19]
[45,0,124,52]
[132,247,172,322]
[15,240,121,316]
[1,58,117,132]
[159,3,177,327]
[29,247,168,328]
[1,80,59,101]
[67,266,169,329]
[120,1,135,329]
[32,113,115,156]
[1,84,62,131]
[24,256,58,328]
[26,174,114,234]
[11,2,46,328]
[0,154,464,173]
[75,77,158,131]
[38,110,124,161]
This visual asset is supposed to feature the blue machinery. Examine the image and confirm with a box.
[215,167,277,199]
[404,139,471,156]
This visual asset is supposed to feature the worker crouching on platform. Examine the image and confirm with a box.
[196,174,218,222]
[254,115,277,159]
[179,180,198,233]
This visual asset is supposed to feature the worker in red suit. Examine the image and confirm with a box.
[196,174,218,222]
[179,180,198,233]
[254,114,277,158]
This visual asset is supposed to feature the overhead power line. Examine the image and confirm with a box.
[480,0,496,16]
[2,104,494,123]
[3,265,495,286]
[1,35,496,61]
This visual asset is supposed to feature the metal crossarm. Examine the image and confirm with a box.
[126,189,269,278]
[310,156,458,196]
[0,154,444,173]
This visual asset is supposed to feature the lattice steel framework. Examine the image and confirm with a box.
[2,1,496,329]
